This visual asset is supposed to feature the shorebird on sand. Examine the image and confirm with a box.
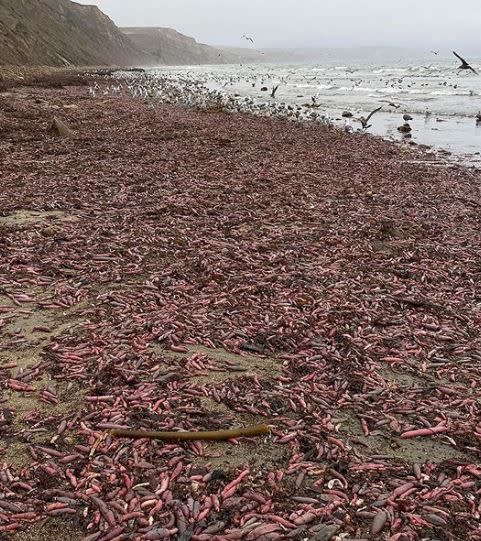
[403,113,413,121]
[344,119,354,133]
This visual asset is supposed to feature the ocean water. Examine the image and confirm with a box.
[150,56,481,164]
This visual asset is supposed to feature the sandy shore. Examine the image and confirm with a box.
[1,75,481,540]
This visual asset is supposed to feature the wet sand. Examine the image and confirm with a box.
[357,111,481,166]
[1,75,481,540]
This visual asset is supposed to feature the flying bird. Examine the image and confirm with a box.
[358,106,382,129]
[453,51,478,74]
[431,50,439,55]
[241,34,254,43]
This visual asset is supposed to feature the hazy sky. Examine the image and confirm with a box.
[75,0,481,52]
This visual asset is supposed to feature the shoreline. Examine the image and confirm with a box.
[147,64,481,167]
[119,70,453,167]
[1,75,481,540]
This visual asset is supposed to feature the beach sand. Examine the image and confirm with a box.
[1,74,481,540]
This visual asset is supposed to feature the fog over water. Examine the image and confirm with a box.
[76,0,481,52]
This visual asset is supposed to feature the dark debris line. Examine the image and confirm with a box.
[0,78,481,541]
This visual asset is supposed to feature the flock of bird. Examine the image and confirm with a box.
[88,50,480,138]
[87,81,122,97]
[350,51,479,137]
[110,72,335,125]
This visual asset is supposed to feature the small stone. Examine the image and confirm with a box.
[397,122,412,133]
[41,226,56,237]
[48,117,75,137]
[308,524,339,541]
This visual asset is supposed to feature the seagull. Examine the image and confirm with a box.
[241,34,254,43]
[358,106,382,129]
[431,50,439,55]
[453,51,478,75]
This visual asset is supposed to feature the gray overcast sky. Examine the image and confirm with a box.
[75,0,481,52]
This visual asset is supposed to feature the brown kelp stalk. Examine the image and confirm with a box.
[110,424,270,441]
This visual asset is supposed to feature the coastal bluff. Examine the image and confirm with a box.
[0,0,148,66]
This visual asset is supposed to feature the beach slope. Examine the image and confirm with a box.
[1,76,481,540]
